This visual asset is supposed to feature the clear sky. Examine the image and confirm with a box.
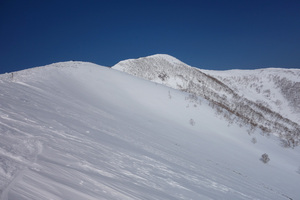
[1,0,300,74]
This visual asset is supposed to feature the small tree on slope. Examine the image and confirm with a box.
[260,153,270,164]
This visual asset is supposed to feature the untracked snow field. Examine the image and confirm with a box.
[0,62,299,199]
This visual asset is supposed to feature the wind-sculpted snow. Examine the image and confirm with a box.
[113,54,300,148]
[1,62,300,199]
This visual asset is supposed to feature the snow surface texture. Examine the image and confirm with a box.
[113,54,300,148]
[0,61,300,199]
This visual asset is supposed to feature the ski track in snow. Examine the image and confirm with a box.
[0,62,299,199]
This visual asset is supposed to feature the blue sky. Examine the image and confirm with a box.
[1,0,300,74]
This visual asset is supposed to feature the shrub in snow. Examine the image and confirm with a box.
[189,119,195,126]
[260,153,270,164]
[251,137,257,144]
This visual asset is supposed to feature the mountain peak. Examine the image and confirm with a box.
[145,54,184,65]
[112,54,194,90]
[112,54,187,71]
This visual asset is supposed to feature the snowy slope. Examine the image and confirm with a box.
[201,68,300,124]
[113,55,300,148]
[1,61,300,199]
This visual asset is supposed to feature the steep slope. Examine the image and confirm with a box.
[201,68,300,124]
[1,61,300,199]
[113,54,300,148]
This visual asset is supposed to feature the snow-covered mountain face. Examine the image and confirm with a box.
[113,54,300,148]
[201,68,300,124]
[1,60,300,200]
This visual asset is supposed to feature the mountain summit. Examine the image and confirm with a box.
[113,54,193,89]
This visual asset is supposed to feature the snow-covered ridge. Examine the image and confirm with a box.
[113,54,187,71]
[202,67,300,81]
[201,68,300,123]
[1,61,300,199]
[0,61,102,83]
[113,54,300,147]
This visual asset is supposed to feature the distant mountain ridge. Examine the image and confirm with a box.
[113,54,300,147]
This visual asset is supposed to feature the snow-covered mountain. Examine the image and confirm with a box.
[113,54,300,148]
[0,60,299,200]
[201,68,300,124]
